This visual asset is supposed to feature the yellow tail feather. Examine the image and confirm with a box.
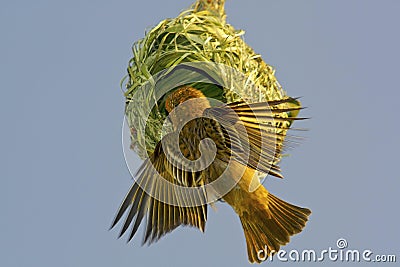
[239,192,311,263]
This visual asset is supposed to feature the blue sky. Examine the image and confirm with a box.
[1,0,399,266]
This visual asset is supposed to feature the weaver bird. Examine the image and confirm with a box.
[111,86,311,263]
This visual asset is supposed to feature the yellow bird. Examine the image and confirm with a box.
[111,86,311,263]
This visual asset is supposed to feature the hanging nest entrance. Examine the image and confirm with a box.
[123,0,301,167]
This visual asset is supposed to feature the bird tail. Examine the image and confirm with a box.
[238,192,311,263]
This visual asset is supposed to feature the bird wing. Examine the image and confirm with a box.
[204,97,306,178]
[110,132,208,244]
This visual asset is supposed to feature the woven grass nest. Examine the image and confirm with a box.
[123,0,300,164]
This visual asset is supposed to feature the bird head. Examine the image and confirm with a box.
[165,86,211,128]
[165,86,207,112]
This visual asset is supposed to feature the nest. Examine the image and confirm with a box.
[123,0,300,162]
